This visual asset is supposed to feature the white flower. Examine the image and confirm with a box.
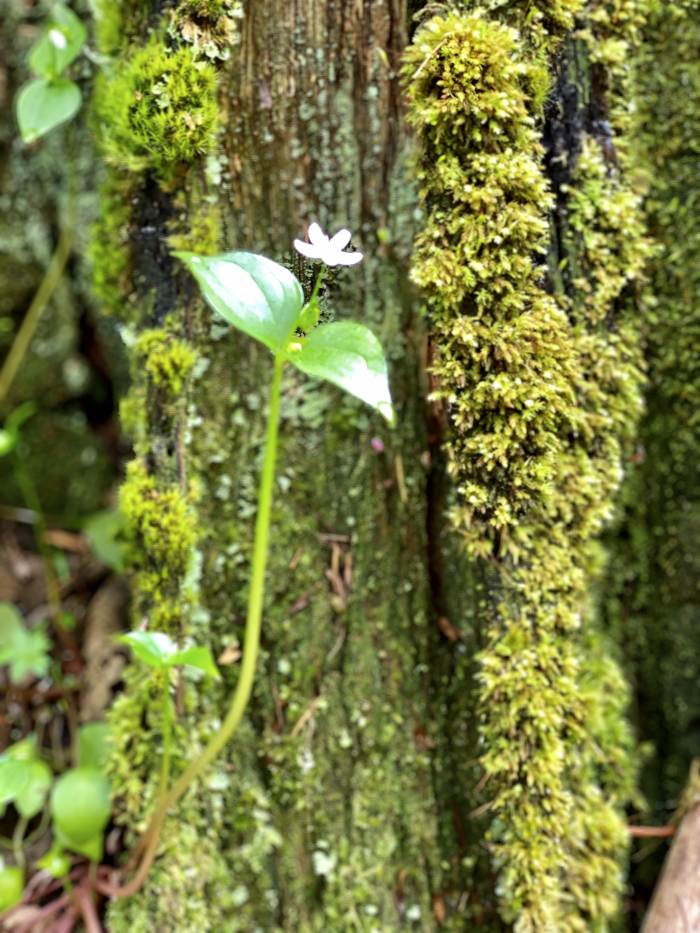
[294,222,363,267]
[49,28,67,49]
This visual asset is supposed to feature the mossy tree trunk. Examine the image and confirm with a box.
[90,1,689,931]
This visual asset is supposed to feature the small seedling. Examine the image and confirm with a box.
[104,224,394,898]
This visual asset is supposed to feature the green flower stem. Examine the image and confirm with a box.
[167,352,284,804]
[158,673,172,799]
[309,267,325,305]
[104,354,286,899]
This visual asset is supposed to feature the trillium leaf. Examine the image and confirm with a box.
[28,4,87,79]
[17,78,81,144]
[291,322,395,424]
[174,251,304,354]
[169,645,220,679]
[117,631,177,668]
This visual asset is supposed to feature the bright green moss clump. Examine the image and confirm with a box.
[97,39,218,179]
[404,4,649,928]
[404,13,579,552]
[120,460,197,631]
[136,328,196,397]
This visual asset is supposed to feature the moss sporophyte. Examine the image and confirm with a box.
[99,226,394,898]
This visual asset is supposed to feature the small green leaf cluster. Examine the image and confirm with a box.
[118,630,220,679]
[0,725,112,912]
[95,38,218,180]
[0,603,50,684]
[16,3,87,144]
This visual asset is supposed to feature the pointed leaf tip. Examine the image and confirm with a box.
[290,321,394,423]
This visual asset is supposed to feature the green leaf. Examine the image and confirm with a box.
[169,645,220,679]
[51,768,111,850]
[84,510,127,572]
[15,760,51,820]
[290,322,394,424]
[78,723,112,771]
[0,865,24,913]
[118,631,219,677]
[175,251,304,354]
[0,431,16,458]
[116,631,177,668]
[0,404,37,458]
[0,604,51,684]
[17,78,81,144]
[36,845,70,879]
[28,4,86,79]
[0,759,30,808]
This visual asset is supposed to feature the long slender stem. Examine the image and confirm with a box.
[168,353,284,803]
[100,355,286,899]
[12,817,27,868]
[0,225,74,407]
[158,674,172,799]
[13,452,63,624]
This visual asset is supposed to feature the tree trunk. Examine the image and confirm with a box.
[88,1,684,931]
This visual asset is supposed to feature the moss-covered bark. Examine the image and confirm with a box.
[91,1,692,931]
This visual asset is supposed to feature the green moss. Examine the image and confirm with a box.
[96,38,218,180]
[404,3,650,928]
[89,172,134,320]
[136,328,196,397]
[120,460,197,631]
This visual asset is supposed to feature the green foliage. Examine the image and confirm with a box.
[78,722,113,771]
[17,78,81,145]
[28,4,86,79]
[0,747,49,824]
[16,2,86,143]
[36,845,71,879]
[96,39,218,179]
[175,251,305,354]
[291,321,395,425]
[84,509,128,571]
[0,863,23,913]
[0,603,50,683]
[118,630,219,678]
[51,767,112,861]
[177,251,394,421]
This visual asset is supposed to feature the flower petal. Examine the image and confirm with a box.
[308,222,327,247]
[294,239,321,259]
[329,228,352,250]
[335,250,363,266]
